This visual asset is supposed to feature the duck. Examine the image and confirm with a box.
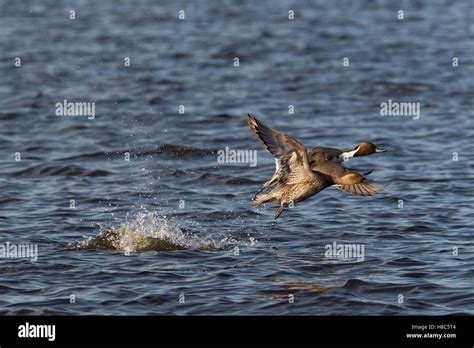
[249,115,386,197]
[247,114,385,219]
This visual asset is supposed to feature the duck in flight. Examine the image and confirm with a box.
[247,114,386,219]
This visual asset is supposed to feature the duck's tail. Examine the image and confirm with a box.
[253,174,279,199]
[252,193,275,207]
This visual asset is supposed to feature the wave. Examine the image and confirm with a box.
[138,144,215,158]
[10,164,110,177]
[57,144,215,162]
[196,173,258,185]
[70,212,220,253]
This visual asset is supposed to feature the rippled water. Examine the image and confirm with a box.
[0,0,473,315]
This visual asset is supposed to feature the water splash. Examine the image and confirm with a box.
[72,212,220,253]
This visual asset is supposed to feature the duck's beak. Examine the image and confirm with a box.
[375,147,387,153]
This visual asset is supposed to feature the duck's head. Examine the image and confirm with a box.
[353,142,386,157]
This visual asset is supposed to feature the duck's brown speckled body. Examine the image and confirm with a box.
[248,114,386,219]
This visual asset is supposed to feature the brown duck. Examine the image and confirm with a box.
[248,114,385,219]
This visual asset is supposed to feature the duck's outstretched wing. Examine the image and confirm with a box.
[248,114,304,158]
[312,160,383,197]
[335,182,383,196]
[247,114,315,185]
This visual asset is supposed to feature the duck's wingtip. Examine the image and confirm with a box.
[247,113,259,131]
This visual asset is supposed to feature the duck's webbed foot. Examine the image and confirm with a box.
[274,204,285,219]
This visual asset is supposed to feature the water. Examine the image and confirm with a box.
[0,0,473,315]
